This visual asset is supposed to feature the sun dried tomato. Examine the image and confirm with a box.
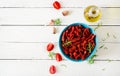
[61,25,96,60]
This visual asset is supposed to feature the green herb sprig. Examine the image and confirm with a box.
[113,35,117,39]
[107,59,112,62]
[94,22,102,31]
[86,42,94,53]
[60,64,67,68]
[102,33,110,41]
[88,55,97,64]
[99,44,105,49]
[54,18,61,25]
[63,40,72,46]
[48,52,56,59]
[102,68,106,71]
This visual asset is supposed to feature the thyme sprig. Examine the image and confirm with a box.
[94,22,102,31]
[102,33,110,41]
[99,44,105,49]
[86,42,94,53]
[113,35,117,39]
[63,40,72,46]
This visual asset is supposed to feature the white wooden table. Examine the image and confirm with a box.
[0,0,120,76]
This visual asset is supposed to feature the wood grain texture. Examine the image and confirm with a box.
[0,26,119,42]
[0,0,120,76]
[0,26,119,60]
[0,60,119,76]
[0,0,120,7]
[0,8,120,25]
[0,42,120,60]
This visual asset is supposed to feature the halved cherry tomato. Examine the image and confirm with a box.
[49,65,56,74]
[55,53,62,62]
[53,1,61,10]
[47,43,54,52]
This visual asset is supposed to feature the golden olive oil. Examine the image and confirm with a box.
[84,5,102,22]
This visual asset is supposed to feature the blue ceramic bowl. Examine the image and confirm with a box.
[59,23,98,62]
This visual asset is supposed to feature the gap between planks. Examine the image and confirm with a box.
[0,7,120,8]
[2,41,120,44]
[0,25,120,26]
[0,59,119,61]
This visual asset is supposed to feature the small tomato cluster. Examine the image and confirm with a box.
[47,43,62,74]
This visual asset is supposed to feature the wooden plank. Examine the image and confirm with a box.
[0,26,119,42]
[0,42,119,60]
[0,8,120,25]
[0,0,120,7]
[0,60,119,76]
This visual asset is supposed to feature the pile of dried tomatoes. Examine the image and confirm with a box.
[60,25,96,60]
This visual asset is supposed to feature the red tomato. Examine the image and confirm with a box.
[47,43,54,52]
[56,53,62,62]
[49,65,56,74]
[53,1,61,10]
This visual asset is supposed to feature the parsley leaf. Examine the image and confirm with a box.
[88,55,97,64]
[54,18,61,25]
[48,52,56,59]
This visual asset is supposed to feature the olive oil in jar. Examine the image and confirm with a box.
[84,5,102,22]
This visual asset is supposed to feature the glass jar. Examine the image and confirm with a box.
[84,5,102,22]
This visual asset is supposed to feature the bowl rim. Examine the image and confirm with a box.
[59,23,98,62]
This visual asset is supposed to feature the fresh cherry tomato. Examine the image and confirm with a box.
[56,53,62,62]
[49,65,56,74]
[47,43,54,52]
[53,1,61,10]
